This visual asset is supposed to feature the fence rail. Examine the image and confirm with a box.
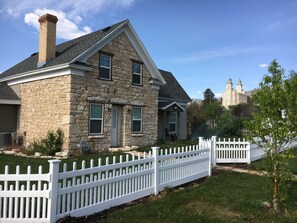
[0,145,211,223]
[1,137,296,222]
[199,136,297,165]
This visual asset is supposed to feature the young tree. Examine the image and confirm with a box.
[245,60,297,212]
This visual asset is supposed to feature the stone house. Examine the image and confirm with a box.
[0,14,190,153]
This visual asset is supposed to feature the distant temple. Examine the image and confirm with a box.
[222,78,248,108]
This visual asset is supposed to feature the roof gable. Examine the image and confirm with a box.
[159,69,191,103]
[0,82,20,104]
[0,20,165,85]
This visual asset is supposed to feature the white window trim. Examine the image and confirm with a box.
[132,107,143,133]
[89,103,104,135]
[132,62,142,85]
[169,112,177,133]
[99,54,111,80]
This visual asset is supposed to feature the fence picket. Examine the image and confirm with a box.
[0,142,215,222]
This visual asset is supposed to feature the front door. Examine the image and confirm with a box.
[111,106,120,147]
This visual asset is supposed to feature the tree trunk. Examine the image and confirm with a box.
[273,161,279,212]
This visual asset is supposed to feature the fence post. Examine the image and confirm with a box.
[152,147,160,195]
[211,136,217,166]
[198,137,204,149]
[247,142,251,164]
[208,141,212,176]
[48,160,61,223]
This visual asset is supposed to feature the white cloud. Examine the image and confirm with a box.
[2,0,135,18]
[267,17,297,31]
[2,0,136,40]
[171,46,275,63]
[24,9,92,40]
[7,8,20,17]
[259,64,268,68]
[73,16,82,24]
[215,93,223,98]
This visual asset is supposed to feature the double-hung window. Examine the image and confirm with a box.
[89,103,103,134]
[99,54,111,80]
[132,62,142,85]
[169,112,177,133]
[132,107,142,133]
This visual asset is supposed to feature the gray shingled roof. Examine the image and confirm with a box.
[0,82,19,101]
[0,20,127,79]
[159,69,191,103]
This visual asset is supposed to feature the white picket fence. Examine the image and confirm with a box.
[199,136,297,165]
[0,146,211,223]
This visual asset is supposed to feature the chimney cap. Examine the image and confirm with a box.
[38,13,58,24]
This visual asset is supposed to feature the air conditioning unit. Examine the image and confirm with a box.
[0,132,13,148]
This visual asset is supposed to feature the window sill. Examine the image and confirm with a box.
[98,77,112,81]
[88,135,104,139]
[132,133,143,137]
[132,84,143,87]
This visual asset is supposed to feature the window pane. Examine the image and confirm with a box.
[133,120,141,132]
[100,55,110,67]
[169,113,176,122]
[90,104,102,118]
[132,107,141,119]
[90,120,102,134]
[133,74,141,85]
[100,67,110,79]
[169,123,176,132]
[133,63,141,74]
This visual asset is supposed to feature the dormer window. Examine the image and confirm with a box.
[99,54,111,80]
[132,62,142,85]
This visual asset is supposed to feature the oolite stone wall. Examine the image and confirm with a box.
[18,75,72,151]
[67,32,159,151]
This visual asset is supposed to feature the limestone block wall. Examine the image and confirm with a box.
[67,32,159,151]
[17,76,71,150]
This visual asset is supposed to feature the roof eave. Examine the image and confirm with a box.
[0,99,21,105]
[0,63,93,85]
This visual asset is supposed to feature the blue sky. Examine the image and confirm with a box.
[0,0,296,99]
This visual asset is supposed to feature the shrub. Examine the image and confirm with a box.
[27,129,63,156]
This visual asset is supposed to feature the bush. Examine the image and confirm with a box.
[27,129,63,156]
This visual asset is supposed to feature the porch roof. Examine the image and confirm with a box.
[158,101,185,112]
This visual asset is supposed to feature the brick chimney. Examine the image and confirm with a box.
[37,13,58,67]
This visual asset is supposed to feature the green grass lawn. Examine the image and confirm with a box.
[136,139,199,153]
[250,147,297,175]
[59,171,297,223]
[0,151,131,174]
